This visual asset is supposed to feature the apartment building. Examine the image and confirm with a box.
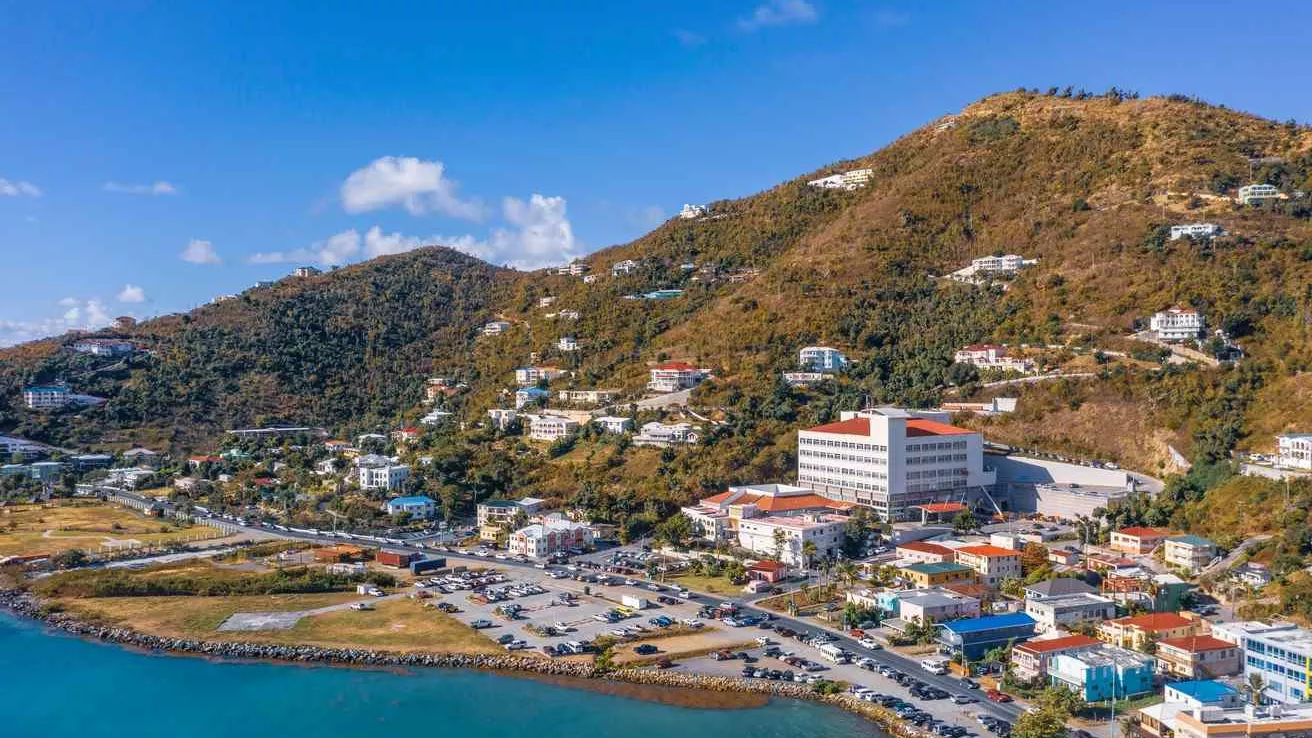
[1049,644,1155,702]
[798,346,848,372]
[954,544,1022,587]
[1150,308,1204,342]
[679,204,707,219]
[1170,223,1222,240]
[23,384,70,409]
[357,462,410,491]
[806,168,873,191]
[1155,635,1241,679]
[1164,535,1217,573]
[476,498,545,541]
[646,362,707,393]
[736,514,846,567]
[1210,621,1312,704]
[972,254,1027,273]
[895,588,981,624]
[632,421,700,447]
[1109,526,1172,555]
[556,389,619,405]
[953,344,1034,373]
[71,339,136,357]
[795,407,996,521]
[509,519,594,558]
[1099,612,1201,651]
[1142,701,1312,738]
[895,540,956,565]
[554,262,590,276]
[514,366,566,386]
[680,484,853,543]
[1025,593,1117,634]
[1011,634,1101,683]
[526,414,579,442]
[1277,433,1312,471]
[1238,183,1281,205]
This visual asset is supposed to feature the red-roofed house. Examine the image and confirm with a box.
[748,560,788,583]
[1099,612,1202,650]
[647,362,708,393]
[896,540,956,564]
[1109,527,1173,555]
[954,544,1023,586]
[1011,634,1101,682]
[391,427,421,443]
[681,484,852,542]
[796,408,996,522]
[1155,635,1242,679]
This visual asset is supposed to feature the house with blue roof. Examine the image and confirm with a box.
[937,612,1037,660]
[1163,534,1217,573]
[384,495,437,519]
[1162,680,1243,708]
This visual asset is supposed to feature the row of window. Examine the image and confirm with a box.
[800,437,890,453]
[798,463,889,481]
[798,473,888,494]
[906,441,968,452]
[907,469,966,480]
[906,455,968,465]
[800,450,888,465]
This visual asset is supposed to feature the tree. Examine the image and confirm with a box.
[1020,542,1049,573]
[773,528,786,562]
[1245,673,1269,706]
[952,509,978,534]
[801,540,818,569]
[1013,702,1070,738]
[654,513,693,550]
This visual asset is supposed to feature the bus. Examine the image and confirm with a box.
[919,656,950,675]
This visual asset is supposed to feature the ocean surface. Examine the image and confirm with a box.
[0,612,873,738]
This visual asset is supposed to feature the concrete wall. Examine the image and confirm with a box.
[991,455,1130,488]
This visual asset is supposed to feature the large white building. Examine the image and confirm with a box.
[1237,183,1281,205]
[953,344,1034,374]
[509,519,594,558]
[358,462,410,491]
[647,362,707,393]
[553,262,590,276]
[22,385,70,410]
[611,259,638,276]
[796,408,996,521]
[1024,593,1117,633]
[632,421,700,447]
[1150,308,1204,342]
[680,484,853,543]
[593,416,633,434]
[972,254,1027,273]
[1170,223,1222,240]
[798,346,848,371]
[736,513,846,566]
[1211,621,1312,704]
[1277,433,1312,471]
[514,366,566,386]
[556,389,618,405]
[527,414,580,442]
[807,168,873,191]
[679,204,707,219]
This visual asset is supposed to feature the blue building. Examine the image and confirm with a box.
[1049,644,1154,702]
[937,612,1037,660]
[1162,680,1242,708]
[385,496,437,519]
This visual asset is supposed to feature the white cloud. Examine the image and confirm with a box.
[247,229,363,267]
[0,299,113,347]
[340,156,486,220]
[0,178,42,197]
[104,181,178,196]
[117,284,147,303]
[180,239,221,265]
[737,0,818,30]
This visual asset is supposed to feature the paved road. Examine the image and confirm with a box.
[1201,534,1273,577]
[979,373,1095,389]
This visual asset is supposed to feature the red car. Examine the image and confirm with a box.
[985,690,1013,703]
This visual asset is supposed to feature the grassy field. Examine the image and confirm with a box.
[0,502,232,557]
[665,573,743,597]
[61,595,502,655]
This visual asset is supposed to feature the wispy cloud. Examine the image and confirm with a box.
[0,178,42,197]
[737,0,818,31]
[0,298,112,347]
[673,29,707,47]
[103,181,178,196]
[340,156,486,220]
[248,229,363,267]
[180,239,221,265]
[117,284,147,303]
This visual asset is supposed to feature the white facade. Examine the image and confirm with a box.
[954,344,1034,373]
[1169,223,1222,240]
[798,346,847,371]
[23,385,70,409]
[293,266,321,277]
[557,336,578,352]
[796,407,996,521]
[1238,183,1281,205]
[647,363,706,393]
[632,422,700,447]
[1277,433,1312,471]
[556,389,618,405]
[736,514,846,566]
[554,262,590,276]
[1215,621,1312,703]
[527,414,580,442]
[611,259,638,276]
[807,168,873,191]
[514,387,548,409]
[1024,593,1117,633]
[482,321,512,336]
[487,408,519,430]
[593,416,633,434]
[972,254,1027,272]
[515,366,565,385]
[509,519,594,559]
[679,204,707,219]
[1150,309,1204,342]
[358,463,410,491]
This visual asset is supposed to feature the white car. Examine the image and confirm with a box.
[858,637,880,649]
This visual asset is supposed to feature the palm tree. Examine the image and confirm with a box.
[802,540,818,570]
[1245,673,1269,706]
[837,561,859,589]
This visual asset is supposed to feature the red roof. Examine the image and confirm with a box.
[906,418,974,437]
[652,362,699,371]
[1109,612,1194,632]
[1015,634,1100,654]
[956,544,1019,559]
[700,490,853,512]
[1158,635,1236,653]
[897,541,955,557]
[749,560,788,573]
[1116,527,1172,539]
[914,502,968,514]
[807,416,873,435]
[961,344,1004,352]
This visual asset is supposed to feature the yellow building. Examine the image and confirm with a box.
[901,562,978,589]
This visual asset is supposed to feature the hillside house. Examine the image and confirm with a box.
[1237,183,1281,205]
[358,462,410,491]
[553,262,590,276]
[611,259,638,276]
[482,321,512,336]
[556,389,618,405]
[384,496,437,519]
[514,366,566,386]
[798,346,848,371]
[632,421,700,447]
[647,363,707,393]
[22,384,70,409]
[71,339,136,356]
[1109,526,1172,555]
[1277,433,1312,470]
[1150,308,1204,342]
[679,203,707,219]
[514,386,549,409]
[593,416,633,434]
[954,344,1034,373]
[527,414,579,442]
[1170,223,1222,240]
[557,336,578,352]
[1163,535,1217,573]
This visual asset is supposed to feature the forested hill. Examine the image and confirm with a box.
[3,88,1312,474]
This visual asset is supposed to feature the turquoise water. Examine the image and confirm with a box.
[0,612,873,737]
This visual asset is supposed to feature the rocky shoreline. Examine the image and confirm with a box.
[1,589,924,736]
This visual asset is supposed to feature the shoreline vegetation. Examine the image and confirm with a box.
[0,588,920,735]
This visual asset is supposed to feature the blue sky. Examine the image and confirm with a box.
[3,1,1312,345]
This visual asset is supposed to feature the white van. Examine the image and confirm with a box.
[920,656,949,675]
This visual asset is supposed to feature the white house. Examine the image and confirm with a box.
[1237,183,1281,205]
[71,339,135,357]
[611,259,638,276]
[557,336,578,352]
[807,169,873,191]
[557,309,580,320]
[798,346,847,371]
[482,321,512,336]
[680,484,853,543]
[514,366,566,385]
[582,275,598,284]
[736,514,846,566]
[593,416,633,434]
[527,414,580,442]
[1024,593,1118,633]
[487,408,519,431]
[358,462,410,491]
[972,254,1028,273]
[537,296,557,308]
[509,519,594,558]
[553,262,590,276]
[807,174,848,189]
[556,389,618,405]
[782,372,833,386]
[647,362,707,393]
[1150,308,1204,342]
[384,495,437,519]
[796,407,996,521]
[679,204,708,219]
[1169,223,1222,240]
[954,344,1034,373]
[23,384,70,410]
[514,387,549,409]
[632,421,700,447]
[1277,433,1312,471]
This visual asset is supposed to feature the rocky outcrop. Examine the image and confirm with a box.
[1,589,929,736]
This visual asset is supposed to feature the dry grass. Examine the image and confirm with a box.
[612,630,757,666]
[665,573,743,597]
[0,502,232,557]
